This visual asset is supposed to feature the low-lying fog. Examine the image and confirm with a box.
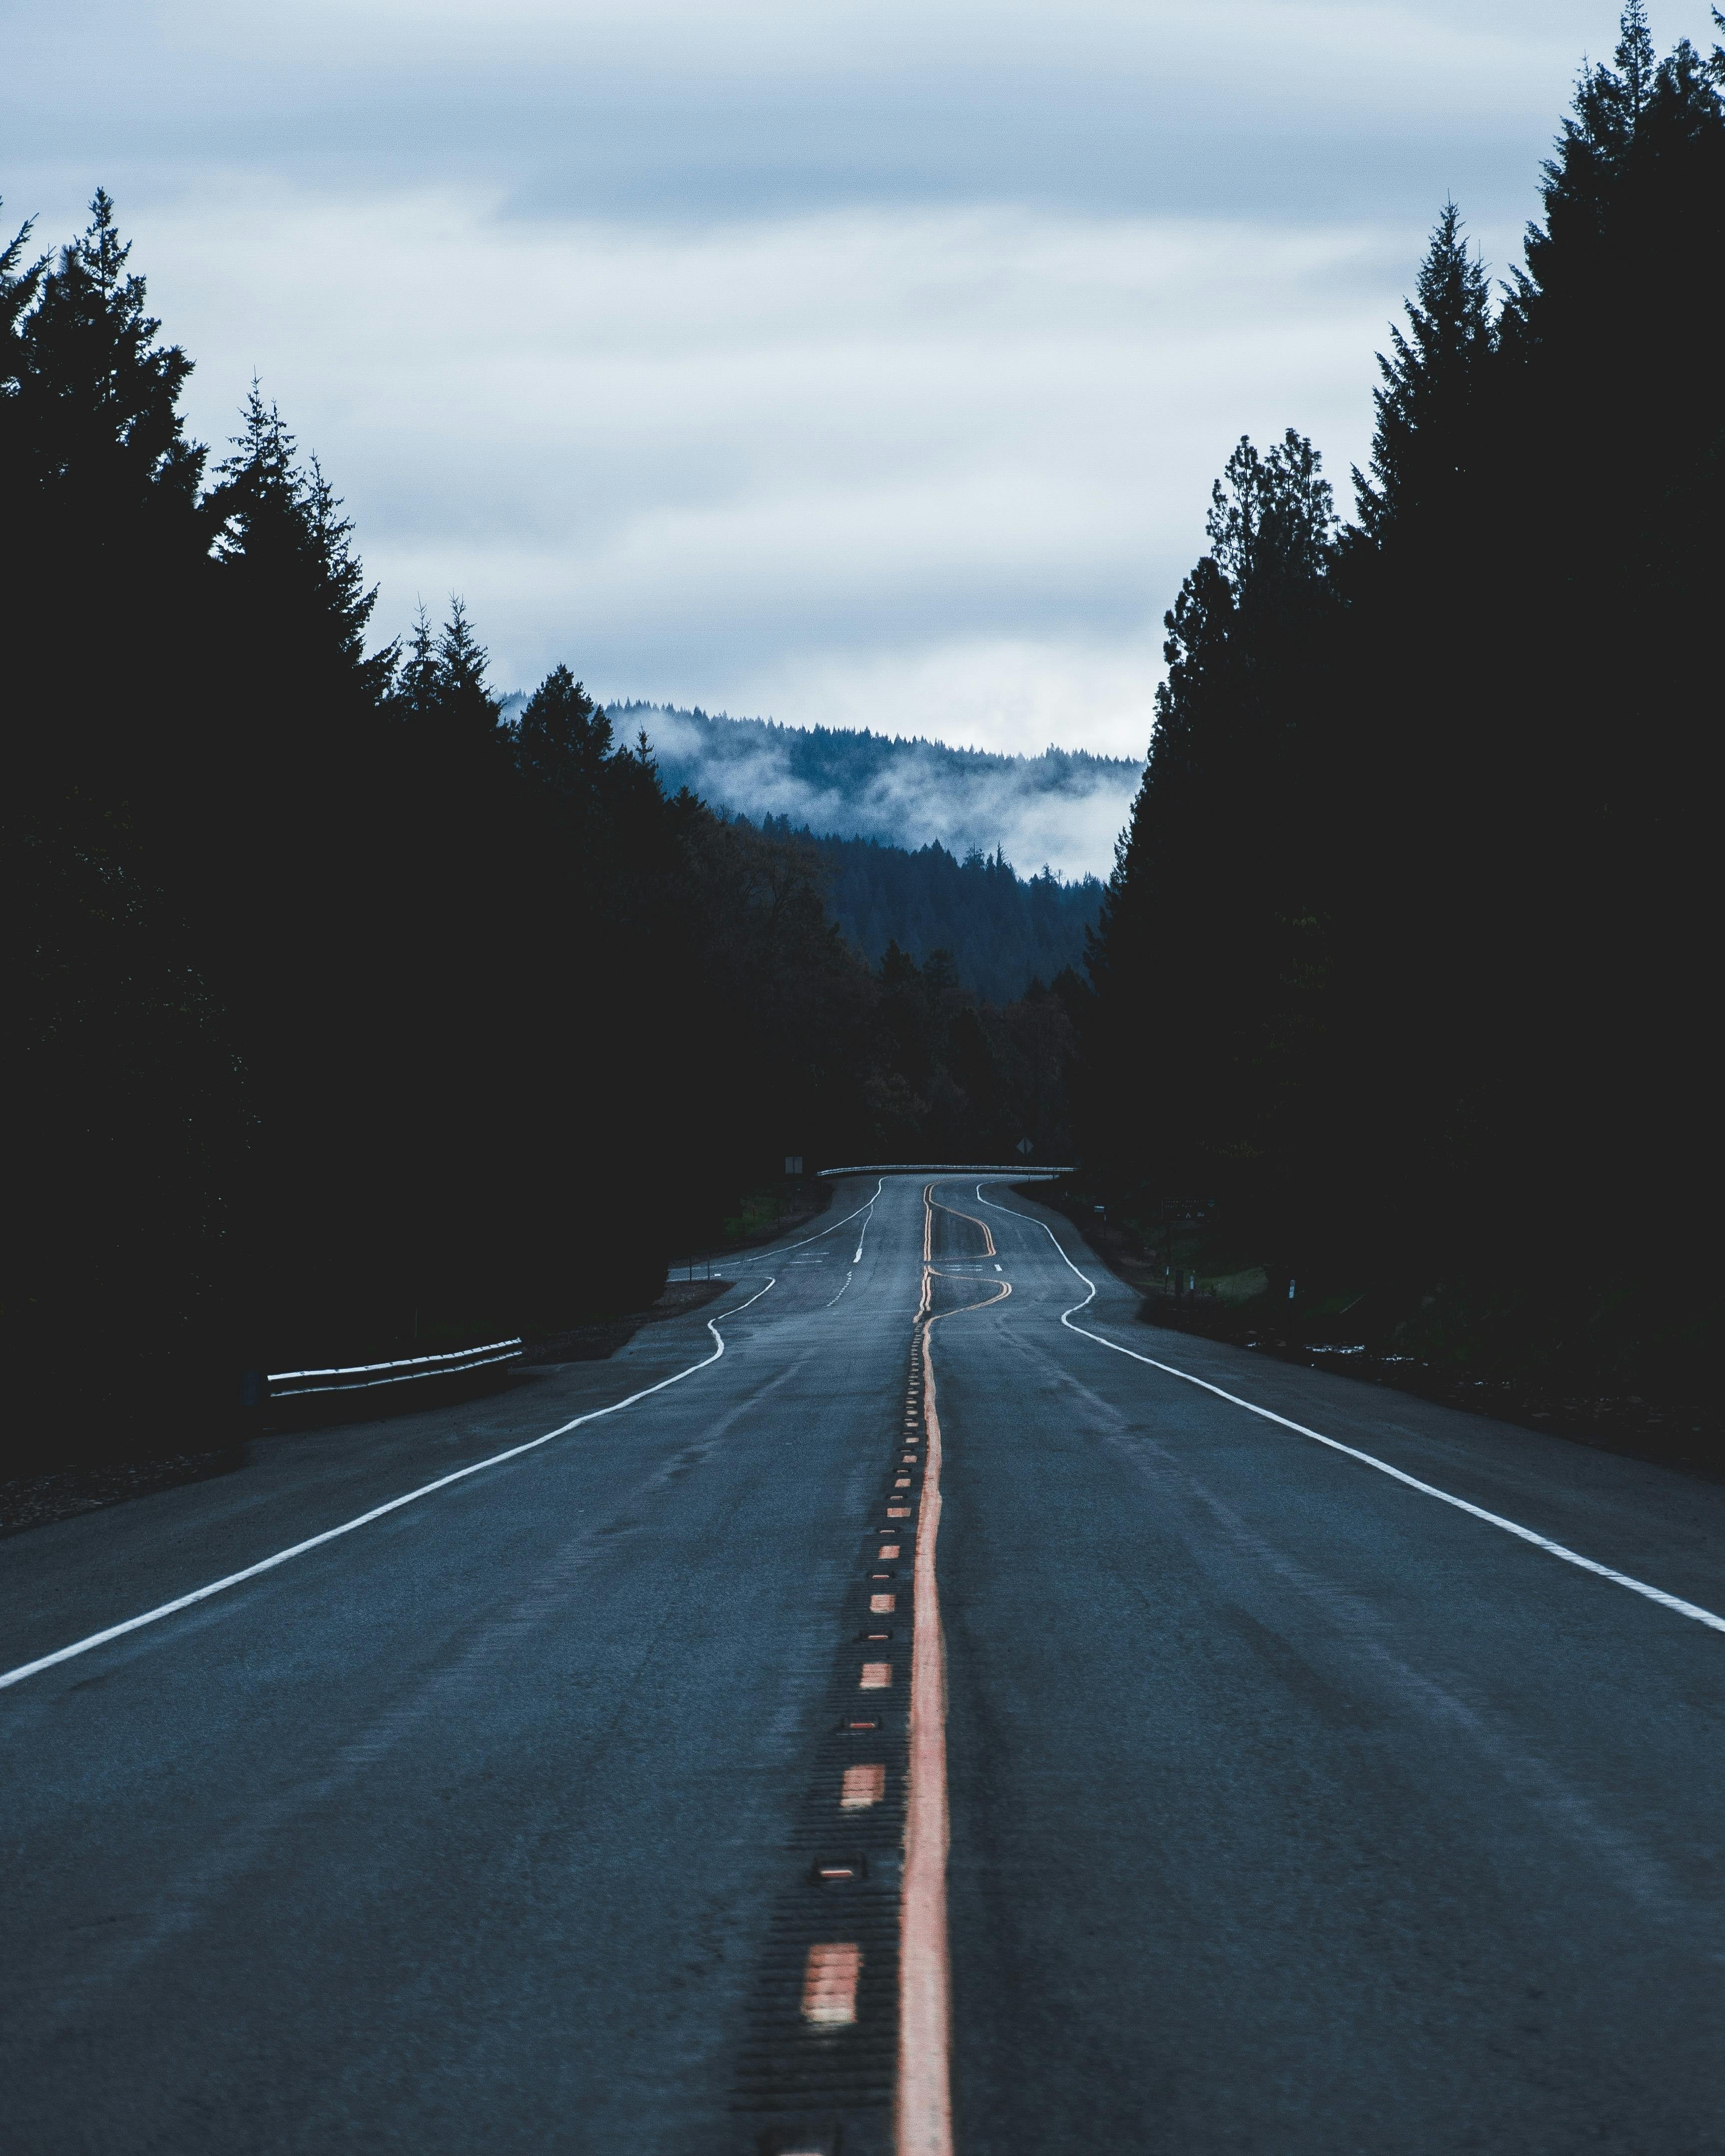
[606,702,1144,883]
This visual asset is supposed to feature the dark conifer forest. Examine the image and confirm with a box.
[4,4,1720,1467]
[2,204,1073,1468]
[1080,6,1723,1402]
[745,819,1102,1003]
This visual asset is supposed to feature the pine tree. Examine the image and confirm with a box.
[7,191,206,546]
[1204,429,1335,595]
[514,665,615,798]
[1080,430,1337,1218]
[1352,204,1494,545]
[210,384,393,705]
[394,605,442,720]
[0,204,44,408]
[391,598,506,762]
[435,600,504,742]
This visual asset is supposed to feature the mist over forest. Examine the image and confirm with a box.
[495,693,1115,998]
[602,702,1141,884]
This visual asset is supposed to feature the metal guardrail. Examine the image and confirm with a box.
[262,1338,524,1401]
[816,1162,1073,1179]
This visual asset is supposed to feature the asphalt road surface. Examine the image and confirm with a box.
[2,1174,1722,2153]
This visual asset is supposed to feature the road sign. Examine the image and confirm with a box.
[1015,1137,1033,1156]
[785,1155,804,1175]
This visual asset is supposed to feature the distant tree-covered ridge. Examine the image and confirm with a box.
[733,816,1102,1005]
[496,698,1118,997]
[593,701,1141,881]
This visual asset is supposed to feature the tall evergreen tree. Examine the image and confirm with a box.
[1351,203,1494,547]
[210,385,393,704]
[514,665,615,798]
[1082,431,1336,1219]
[0,204,44,407]
[5,191,207,567]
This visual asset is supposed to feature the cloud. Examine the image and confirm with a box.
[6,3,1665,223]
[97,184,1409,743]
[6,0,1710,770]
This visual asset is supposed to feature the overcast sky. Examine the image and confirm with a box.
[4,1,1704,776]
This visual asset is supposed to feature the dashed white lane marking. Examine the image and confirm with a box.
[970,1183,1725,1640]
[0,1280,786,1695]
[826,1272,854,1308]
[842,1763,887,1808]
[802,1942,862,2025]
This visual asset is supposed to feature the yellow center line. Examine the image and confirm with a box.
[898,1182,1011,2156]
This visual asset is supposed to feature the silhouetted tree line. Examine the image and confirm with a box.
[736,817,1101,1003]
[1081,5,1723,1388]
[2,195,1076,1466]
[673,816,1082,1206]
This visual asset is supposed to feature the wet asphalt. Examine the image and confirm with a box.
[1,1175,1721,2152]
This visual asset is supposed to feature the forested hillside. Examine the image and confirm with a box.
[3,198,1074,1471]
[737,817,1102,1003]
[604,700,1139,882]
[1081,4,1723,1403]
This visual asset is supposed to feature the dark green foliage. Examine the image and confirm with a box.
[1083,430,1338,1215]
[514,665,615,796]
[3,190,1081,1470]
[745,818,1103,1004]
[1080,7,1724,1395]
[1350,201,1493,548]
[5,196,238,1456]
[2,190,206,544]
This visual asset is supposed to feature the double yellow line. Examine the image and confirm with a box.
[898,1184,1009,2156]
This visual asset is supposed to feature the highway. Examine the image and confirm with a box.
[2,1174,1722,2152]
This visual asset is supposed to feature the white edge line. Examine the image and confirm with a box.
[0,1278,780,1694]
[970,1182,1725,1638]
[706,1177,884,1268]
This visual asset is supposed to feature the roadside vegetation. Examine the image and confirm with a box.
[3,5,1716,1480]
[1076,5,1723,1461]
[1,214,1072,1471]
